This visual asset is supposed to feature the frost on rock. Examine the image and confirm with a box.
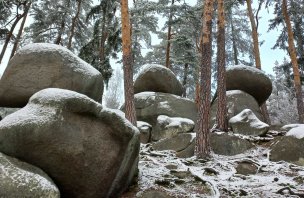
[152,115,195,141]
[137,121,152,143]
[0,152,59,197]
[286,126,304,139]
[282,124,304,131]
[122,144,304,197]
[229,109,269,136]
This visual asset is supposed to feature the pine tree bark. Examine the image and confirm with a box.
[216,0,228,131]
[196,0,214,159]
[182,63,189,97]
[0,13,24,64]
[67,0,82,50]
[246,0,271,124]
[9,2,31,59]
[165,0,174,69]
[282,0,304,123]
[121,0,137,126]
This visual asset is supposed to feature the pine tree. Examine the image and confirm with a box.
[196,0,214,159]
[282,0,304,123]
[0,1,30,64]
[130,0,158,73]
[79,0,120,86]
[216,0,227,131]
[121,0,137,125]
[9,1,32,59]
[246,0,271,124]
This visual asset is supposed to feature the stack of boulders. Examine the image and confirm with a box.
[211,65,272,136]
[128,64,264,158]
[0,43,140,197]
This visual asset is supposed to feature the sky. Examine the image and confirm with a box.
[0,0,288,76]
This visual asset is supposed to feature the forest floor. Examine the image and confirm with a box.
[122,132,304,198]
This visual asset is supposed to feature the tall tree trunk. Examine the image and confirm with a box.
[196,0,214,159]
[246,0,271,124]
[216,0,228,131]
[294,18,304,74]
[165,0,174,69]
[229,11,238,65]
[9,2,31,59]
[54,0,71,45]
[282,0,304,123]
[67,0,82,50]
[100,11,108,65]
[182,63,189,97]
[0,15,23,64]
[246,0,261,69]
[121,0,137,126]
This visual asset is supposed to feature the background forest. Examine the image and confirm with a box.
[0,0,303,125]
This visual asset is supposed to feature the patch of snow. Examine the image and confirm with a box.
[135,64,175,79]
[228,64,267,75]
[229,109,269,129]
[282,124,304,131]
[137,121,152,128]
[286,126,304,139]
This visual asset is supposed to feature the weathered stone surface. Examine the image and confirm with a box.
[270,136,304,166]
[0,88,140,198]
[211,133,255,156]
[0,107,19,120]
[124,92,197,129]
[177,133,255,158]
[137,121,152,143]
[236,161,258,175]
[226,65,272,105]
[152,115,195,141]
[0,152,60,197]
[134,64,183,96]
[229,109,269,136]
[211,90,263,126]
[152,133,196,152]
[0,43,103,107]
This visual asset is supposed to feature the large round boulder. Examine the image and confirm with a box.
[0,43,103,107]
[270,126,304,165]
[0,88,140,198]
[123,92,197,128]
[134,64,183,96]
[211,90,263,126]
[0,152,60,197]
[226,65,272,105]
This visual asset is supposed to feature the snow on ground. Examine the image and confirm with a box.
[122,143,304,197]
[286,126,304,139]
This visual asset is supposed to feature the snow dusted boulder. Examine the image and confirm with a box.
[152,133,196,152]
[123,92,197,129]
[0,43,103,107]
[211,133,255,156]
[0,107,19,120]
[137,121,152,143]
[152,115,195,141]
[226,65,272,105]
[134,64,183,96]
[174,133,255,158]
[0,88,140,198]
[0,152,60,197]
[229,109,269,136]
[211,90,263,126]
[270,125,304,165]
